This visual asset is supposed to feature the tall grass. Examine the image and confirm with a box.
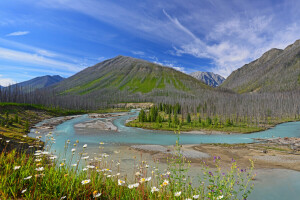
[0,132,254,199]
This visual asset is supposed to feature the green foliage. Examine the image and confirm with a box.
[24,121,29,133]
[138,109,146,122]
[0,135,254,199]
[206,117,212,126]
[187,113,191,123]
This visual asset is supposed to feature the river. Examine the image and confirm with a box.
[29,110,300,200]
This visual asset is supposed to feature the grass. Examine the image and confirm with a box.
[127,121,263,133]
[0,133,255,199]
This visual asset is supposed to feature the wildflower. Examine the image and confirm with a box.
[162,179,169,186]
[116,173,120,176]
[82,168,88,171]
[41,151,49,155]
[151,186,159,193]
[71,148,76,152]
[14,166,21,170]
[81,179,91,185]
[107,175,111,178]
[35,167,44,171]
[139,178,146,183]
[60,163,65,167]
[217,195,224,199]
[118,179,125,186]
[83,144,87,148]
[24,176,32,180]
[82,156,89,160]
[166,171,171,175]
[93,190,101,198]
[185,199,192,200]
[128,183,139,189]
[102,153,109,158]
[87,165,95,169]
[145,177,152,182]
[175,191,182,197]
[145,164,149,168]
[35,159,42,162]
[60,196,66,199]
[71,164,77,167]
[34,153,41,156]
[133,183,139,187]
[193,195,199,199]
[21,188,27,193]
[135,172,141,176]
[6,140,10,143]
[50,155,57,160]
[23,135,27,137]
[114,150,120,154]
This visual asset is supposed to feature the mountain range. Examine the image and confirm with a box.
[4,39,300,98]
[6,75,64,92]
[221,39,300,93]
[190,71,225,87]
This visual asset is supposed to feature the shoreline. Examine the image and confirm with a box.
[130,143,300,172]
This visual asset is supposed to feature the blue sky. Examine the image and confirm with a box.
[0,0,300,86]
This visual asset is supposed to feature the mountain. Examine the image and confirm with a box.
[190,71,225,87]
[7,75,64,91]
[54,56,211,101]
[221,39,300,93]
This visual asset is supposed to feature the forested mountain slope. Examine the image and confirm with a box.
[190,71,225,87]
[221,39,300,93]
[54,55,211,101]
[6,75,64,92]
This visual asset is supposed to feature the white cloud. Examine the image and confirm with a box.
[0,75,15,87]
[0,47,82,72]
[153,61,186,73]
[132,51,145,56]
[36,0,300,77]
[6,31,30,37]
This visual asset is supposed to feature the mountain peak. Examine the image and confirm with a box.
[190,71,225,87]
[221,39,300,93]
[54,56,211,97]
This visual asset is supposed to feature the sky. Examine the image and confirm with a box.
[0,0,300,86]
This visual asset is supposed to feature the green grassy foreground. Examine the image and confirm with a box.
[0,134,254,199]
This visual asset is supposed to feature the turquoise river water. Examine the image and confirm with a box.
[29,110,300,200]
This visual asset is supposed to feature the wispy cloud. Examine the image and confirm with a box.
[0,75,15,86]
[131,51,145,56]
[31,0,300,77]
[0,47,81,72]
[6,31,30,37]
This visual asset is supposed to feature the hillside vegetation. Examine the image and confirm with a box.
[221,40,300,93]
[54,55,211,97]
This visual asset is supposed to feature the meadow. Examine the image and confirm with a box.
[0,132,254,199]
